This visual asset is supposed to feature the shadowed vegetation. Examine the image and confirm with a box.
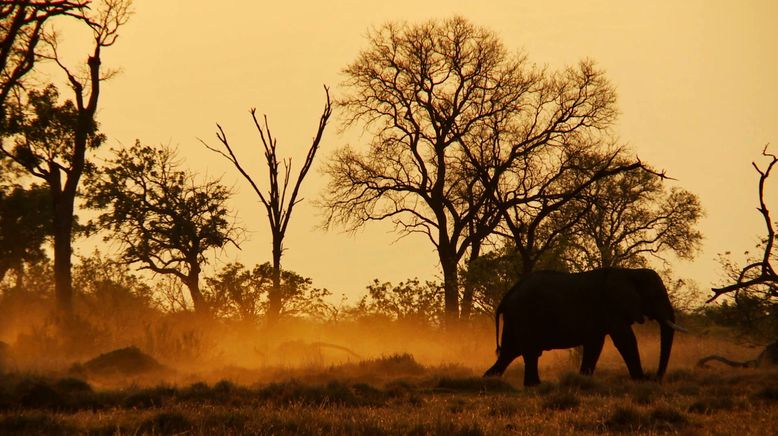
[0,350,774,435]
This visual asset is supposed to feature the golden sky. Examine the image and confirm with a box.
[50,0,778,300]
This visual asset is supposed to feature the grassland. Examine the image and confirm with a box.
[0,350,776,435]
[1,317,776,435]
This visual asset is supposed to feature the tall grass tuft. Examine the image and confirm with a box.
[257,380,388,407]
[435,376,515,393]
[138,411,192,434]
[605,405,644,431]
[542,391,580,410]
[558,372,600,392]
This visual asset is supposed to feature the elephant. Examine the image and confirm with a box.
[696,341,778,369]
[483,267,687,386]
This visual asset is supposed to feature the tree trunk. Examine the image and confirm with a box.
[51,178,74,317]
[460,240,481,320]
[13,261,24,291]
[441,252,460,326]
[266,236,283,323]
[186,263,207,314]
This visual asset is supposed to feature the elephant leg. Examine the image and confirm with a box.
[484,350,519,377]
[522,351,542,386]
[579,335,606,375]
[610,325,645,380]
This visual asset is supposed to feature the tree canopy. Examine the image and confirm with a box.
[85,141,240,313]
[322,16,664,322]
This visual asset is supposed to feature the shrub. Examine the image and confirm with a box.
[358,353,425,376]
[558,372,600,392]
[202,411,249,433]
[688,396,735,414]
[630,383,659,405]
[122,386,177,408]
[605,406,644,431]
[435,377,515,393]
[257,380,386,407]
[755,386,778,402]
[648,406,688,429]
[0,413,69,435]
[14,379,63,410]
[139,412,192,434]
[542,391,580,410]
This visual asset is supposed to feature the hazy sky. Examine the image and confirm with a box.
[49,0,778,302]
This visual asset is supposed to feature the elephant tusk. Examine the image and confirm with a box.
[663,319,689,333]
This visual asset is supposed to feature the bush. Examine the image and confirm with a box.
[648,406,688,429]
[0,413,69,435]
[688,396,735,414]
[605,406,644,431]
[755,386,778,402]
[542,391,580,410]
[123,386,177,408]
[257,380,386,407]
[558,372,600,392]
[358,353,426,376]
[435,376,515,393]
[201,411,249,433]
[630,383,659,405]
[139,412,192,434]
[14,380,63,410]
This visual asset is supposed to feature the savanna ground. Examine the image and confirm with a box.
[0,318,776,435]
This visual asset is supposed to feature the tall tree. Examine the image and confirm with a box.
[323,17,639,322]
[85,141,240,314]
[0,0,131,316]
[0,0,88,113]
[205,86,331,322]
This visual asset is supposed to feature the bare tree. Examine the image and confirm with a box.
[0,0,131,316]
[205,86,332,322]
[322,16,658,324]
[322,17,549,324]
[0,0,88,112]
[709,146,778,303]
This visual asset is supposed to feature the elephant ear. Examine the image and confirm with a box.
[603,272,645,325]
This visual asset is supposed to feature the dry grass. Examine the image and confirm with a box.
[1,317,776,434]
[0,352,776,435]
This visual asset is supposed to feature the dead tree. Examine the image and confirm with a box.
[697,341,778,369]
[205,86,332,322]
[708,146,778,303]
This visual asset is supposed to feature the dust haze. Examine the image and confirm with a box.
[0,294,760,388]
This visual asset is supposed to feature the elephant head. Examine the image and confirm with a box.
[484,267,685,386]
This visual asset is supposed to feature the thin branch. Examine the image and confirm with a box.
[709,145,778,302]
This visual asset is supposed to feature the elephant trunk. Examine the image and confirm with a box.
[657,319,674,379]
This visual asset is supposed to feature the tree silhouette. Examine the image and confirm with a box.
[86,142,240,314]
[204,262,333,322]
[322,17,655,322]
[205,86,331,323]
[564,159,703,270]
[0,0,88,113]
[0,0,131,316]
[0,183,52,288]
[710,146,778,304]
